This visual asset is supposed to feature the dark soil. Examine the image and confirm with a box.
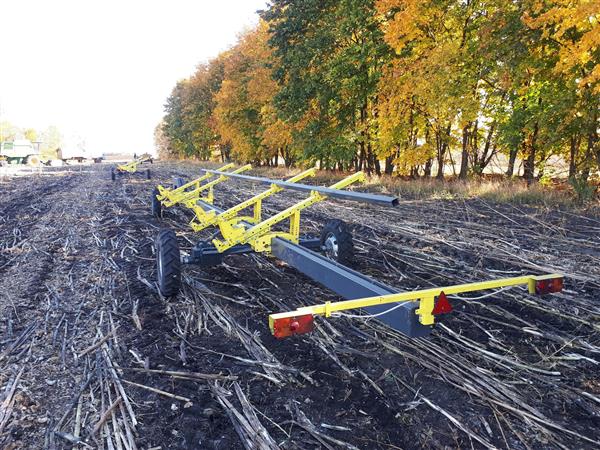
[0,162,599,450]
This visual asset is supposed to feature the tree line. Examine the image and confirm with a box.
[157,0,599,183]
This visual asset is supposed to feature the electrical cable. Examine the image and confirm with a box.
[332,285,522,320]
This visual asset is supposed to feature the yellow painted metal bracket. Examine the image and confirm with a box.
[117,154,153,173]
[212,171,367,254]
[189,167,317,232]
[157,163,234,205]
[117,160,139,173]
[269,273,564,338]
[158,164,251,208]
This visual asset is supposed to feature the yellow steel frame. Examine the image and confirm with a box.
[117,155,153,173]
[157,164,251,208]
[157,163,234,206]
[212,171,367,254]
[188,167,317,232]
[268,273,564,332]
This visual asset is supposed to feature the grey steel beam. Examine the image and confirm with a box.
[195,199,431,338]
[270,239,431,338]
[200,169,399,207]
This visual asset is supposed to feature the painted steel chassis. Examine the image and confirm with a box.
[153,165,564,339]
[115,154,153,174]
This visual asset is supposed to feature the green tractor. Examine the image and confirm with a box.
[0,139,41,166]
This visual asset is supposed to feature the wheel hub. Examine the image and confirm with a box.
[324,233,338,260]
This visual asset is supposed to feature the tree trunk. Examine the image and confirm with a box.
[476,123,496,174]
[523,123,539,185]
[369,143,381,176]
[384,155,394,175]
[568,135,580,178]
[506,145,518,177]
[459,124,469,179]
[590,108,599,170]
[358,142,366,171]
[448,148,457,177]
[436,124,451,180]
[424,158,432,178]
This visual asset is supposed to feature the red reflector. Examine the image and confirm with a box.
[272,314,314,339]
[432,291,452,315]
[535,277,563,295]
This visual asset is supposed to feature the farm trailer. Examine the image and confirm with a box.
[111,153,154,181]
[0,139,41,166]
[150,164,564,339]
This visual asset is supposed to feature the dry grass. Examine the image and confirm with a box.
[372,176,587,208]
[158,159,600,209]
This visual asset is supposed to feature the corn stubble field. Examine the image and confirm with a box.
[0,162,599,449]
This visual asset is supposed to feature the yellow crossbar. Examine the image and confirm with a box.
[189,168,317,232]
[212,171,367,253]
[157,163,234,205]
[117,161,138,173]
[269,273,564,333]
[117,154,153,173]
[159,164,251,207]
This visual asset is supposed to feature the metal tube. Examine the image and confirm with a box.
[195,200,429,338]
[200,169,399,207]
[270,238,431,338]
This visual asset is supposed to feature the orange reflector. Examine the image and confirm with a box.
[432,291,452,315]
[272,314,314,339]
[535,277,563,295]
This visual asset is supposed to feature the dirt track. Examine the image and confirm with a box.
[1,163,599,449]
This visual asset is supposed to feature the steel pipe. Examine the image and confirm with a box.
[200,169,399,207]
[195,200,430,338]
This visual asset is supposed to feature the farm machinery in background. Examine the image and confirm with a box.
[111,153,153,181]
[0,136,104,167]
[0,139,42,166]
[150,164,564,339]
[57,142,102,165]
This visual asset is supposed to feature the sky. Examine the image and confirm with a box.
[0,0,268,156]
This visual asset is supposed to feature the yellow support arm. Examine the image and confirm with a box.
[117,154,154,173]
[212,171,367,253]
[181,164,252,205]
[269,273,564,338]
[157,163,235,205]
[117,161,139,173]
[160,164,251,207]
[189,167,317,232]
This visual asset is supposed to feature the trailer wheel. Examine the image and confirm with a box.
[25,155,40,166]
[151,188,162,218]
[156,229,181,296]
[146,169,151,179]
[320,219,354,265]
[111,168,116,181]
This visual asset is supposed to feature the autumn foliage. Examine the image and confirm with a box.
[158,0,599,182]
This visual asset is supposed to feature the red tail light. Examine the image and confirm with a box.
[535,277,563,295]
[272,314,314,339]
[432,291,452,315]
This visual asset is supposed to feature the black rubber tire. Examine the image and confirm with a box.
[151,187,162,218]
[146,168,151,179]
[111,168,116,181]
[156,229,181,297]
[173,177,185,189]
[320,219,354,265]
